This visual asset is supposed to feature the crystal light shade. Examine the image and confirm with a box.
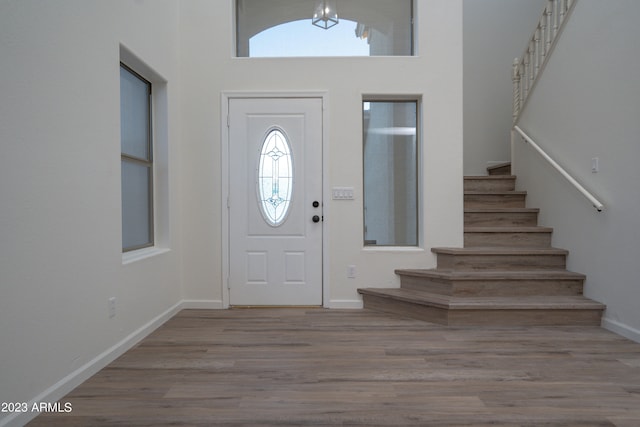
[312,0,339,30]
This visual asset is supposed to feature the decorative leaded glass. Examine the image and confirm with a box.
[258,129,293,226]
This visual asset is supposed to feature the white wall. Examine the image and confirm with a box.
[463,0,546,175]
[179,0,464,307]
[514,0,640,341]
[0,1,182,425]
[0,1,465,423]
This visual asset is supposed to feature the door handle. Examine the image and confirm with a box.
[312,215,320,223]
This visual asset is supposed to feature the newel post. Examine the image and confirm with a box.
[512,58,521,123]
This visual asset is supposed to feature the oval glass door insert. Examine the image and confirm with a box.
[258,129,293,226]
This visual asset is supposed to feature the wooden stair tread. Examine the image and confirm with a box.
[465,191,527,195]
[394,269,586,281]
[465,226,553,232]
[358,288,605,310]
[464,208,541,227]
[486,162,511,173]
[432,247,568,255]
[464,208,539,213]
[464,176,516,180]
[360,164,605,326]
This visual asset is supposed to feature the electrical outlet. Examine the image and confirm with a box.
[108,297,116,319]
[347,265,357,278]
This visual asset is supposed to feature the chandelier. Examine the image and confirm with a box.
[312,0,339,30]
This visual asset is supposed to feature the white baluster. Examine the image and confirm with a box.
[534,26,541,77]
[552,0,559,38]
[519,62,526,103]
[545,1,553,55]
[512,0,578,124]
[540,12,547,59]
[523,49,530,96]
[529,41,535,82]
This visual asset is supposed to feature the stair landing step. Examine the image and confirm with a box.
[359,288,604,326]
[358,288,604,310]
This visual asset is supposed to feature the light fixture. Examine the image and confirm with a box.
[312,0,339,30]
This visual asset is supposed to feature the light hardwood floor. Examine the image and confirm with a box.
[28,309,640,426]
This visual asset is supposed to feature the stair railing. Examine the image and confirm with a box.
[513,126,604,212]
[512,0,578,124]
[511,0,602,212]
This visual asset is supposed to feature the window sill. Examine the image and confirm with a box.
[362,246,425,253]
[122,247,170,265]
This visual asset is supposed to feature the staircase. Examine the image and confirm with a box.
[358,163,605,326]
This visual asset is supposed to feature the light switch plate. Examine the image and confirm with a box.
[332,187,355,200]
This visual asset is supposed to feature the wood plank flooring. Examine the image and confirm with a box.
[28,309,640,426]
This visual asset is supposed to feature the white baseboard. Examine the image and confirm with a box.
[2,299,363,427]
[327,299,363,309]
[1,301,184,427]
[602,317,640,344]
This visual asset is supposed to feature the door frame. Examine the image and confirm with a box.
[221,91,330,308]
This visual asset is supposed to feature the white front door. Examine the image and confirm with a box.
[228,97,323,306]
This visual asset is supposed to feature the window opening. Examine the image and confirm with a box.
[363,100,418,246]
[236,0,414,57]
[120,63,153,252]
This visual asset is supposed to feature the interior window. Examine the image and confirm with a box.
[236,0,414,57]
[120,63,154,252]
[363,100,418,246]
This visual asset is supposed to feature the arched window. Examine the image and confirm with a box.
[236,0,414,57]
[257,129,294,226]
